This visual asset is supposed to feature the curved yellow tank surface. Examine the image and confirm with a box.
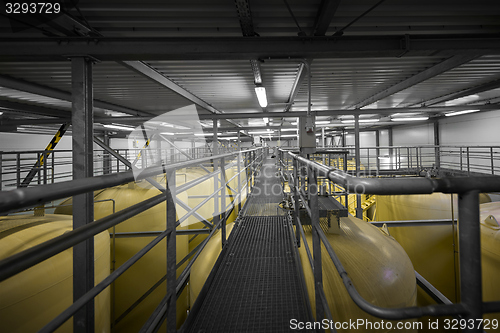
[479,202,500,323]
[376,193,491,305]
[300,216,417,332]
[0,214,110,333]
[55,181,190,332]
[189,222,235,306]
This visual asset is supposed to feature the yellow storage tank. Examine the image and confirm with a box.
[376,193,491,304]
[478,202,500,324]
[300,216,418,332]
[0,214,110,333]
[56,180,190,332]
[189,222,235,306]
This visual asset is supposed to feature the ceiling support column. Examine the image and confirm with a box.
[354,114,363,219]
[71,56,95,333]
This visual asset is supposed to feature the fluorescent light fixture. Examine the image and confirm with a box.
[161,132,175,135]
[263,117,269,124]
[103,124,135,131]
[0,111,3,115]
[249,130,273,134]
[220,136,239,140]
[281,134,298,138]
[281,128,298,131]
[255,86,268,108]
[315,120,330,125]
[291,122,298,125]
[195,133,212,136]
[160,122,190,130]
[444,109,480,117]
[391,116,429,122]
[341,119,380,124]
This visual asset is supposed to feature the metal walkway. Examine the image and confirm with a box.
[185,157,312,333]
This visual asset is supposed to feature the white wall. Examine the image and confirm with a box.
[440,109,500,146]
[345,131,377,147]
[0,132,72,151]
[393,123,434,146]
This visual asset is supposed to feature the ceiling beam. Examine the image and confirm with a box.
[417,78,500,107]
[0,35,499,61]
[312,0,342,36]
[350,53,480,109]
[0,99,68,117]
[0,74,154,117]
[121,61,223,115]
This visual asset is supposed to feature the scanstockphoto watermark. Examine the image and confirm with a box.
[290,318,499,331]
[290,319,421,331]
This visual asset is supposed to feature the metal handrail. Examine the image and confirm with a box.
[0,148,260,214]
[279,148,500,329]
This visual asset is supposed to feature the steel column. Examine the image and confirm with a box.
[458,190,482,332]
[376,130,380,171]
[166,170,177,332]
[220,157,226,247]
[309,164,323,324]
[71,56,95,333]
[354,115,362,219]
[103,132,111,174]
[213,120,220,234]
[434,121,440,170]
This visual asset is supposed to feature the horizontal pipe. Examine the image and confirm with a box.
[111,229,211,238]
[0,193,166,283]
[370,219,457,227]
[283,150,500,194]
[0,148,259,214]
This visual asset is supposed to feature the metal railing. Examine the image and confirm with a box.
[332,145,500,176]
[278,148,500,332]
[0,147,264,332]
[0,146,234,190]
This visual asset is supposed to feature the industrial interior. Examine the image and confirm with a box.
[1,1,500,332]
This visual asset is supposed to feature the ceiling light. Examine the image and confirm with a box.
[195,133,212,136]
[263,117,269,124]
[281,128,297,131]
[281,134,298,138]
[391,116,429,122]
[255,86,268,108]
[444,109,480,117]
[103,124,135,131]
[161,132,175,136]
[0,111,3,115]
[315,120,330,125]
[249,130,273,134]
[341,119,380,124]
[291,122,298,125]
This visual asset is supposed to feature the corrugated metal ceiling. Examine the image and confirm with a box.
[0,0,499,135]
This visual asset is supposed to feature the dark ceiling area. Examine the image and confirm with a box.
[0,0,499,137]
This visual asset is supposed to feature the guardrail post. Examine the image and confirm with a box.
[166,169,177,333]
[490,147,494,175]
[237,151,242,212]
[458,190,482,332]
[71,56,95,333]
[309,163,324,326]
[467,147,470,176]
[16,153,20,188]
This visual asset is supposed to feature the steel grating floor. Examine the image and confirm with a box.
[185,158,311,332]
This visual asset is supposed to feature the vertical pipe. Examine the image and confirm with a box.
[434,121,441,170]
[293,158,300,246]
[375,130,380,172]
[213,120,219,231]
[309,165,323,324]
[51,151,55,183]
[458,190,482,332]
[103,132,110,174]
[16,153,20,188]
[165,170,177,333]
[354,114,362,219]
[490,147,494,175]
[71,56,94,333]
[0,152,2,191]
[388,127,394,169]
[220,156,226,247]
[467,147,470,176]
